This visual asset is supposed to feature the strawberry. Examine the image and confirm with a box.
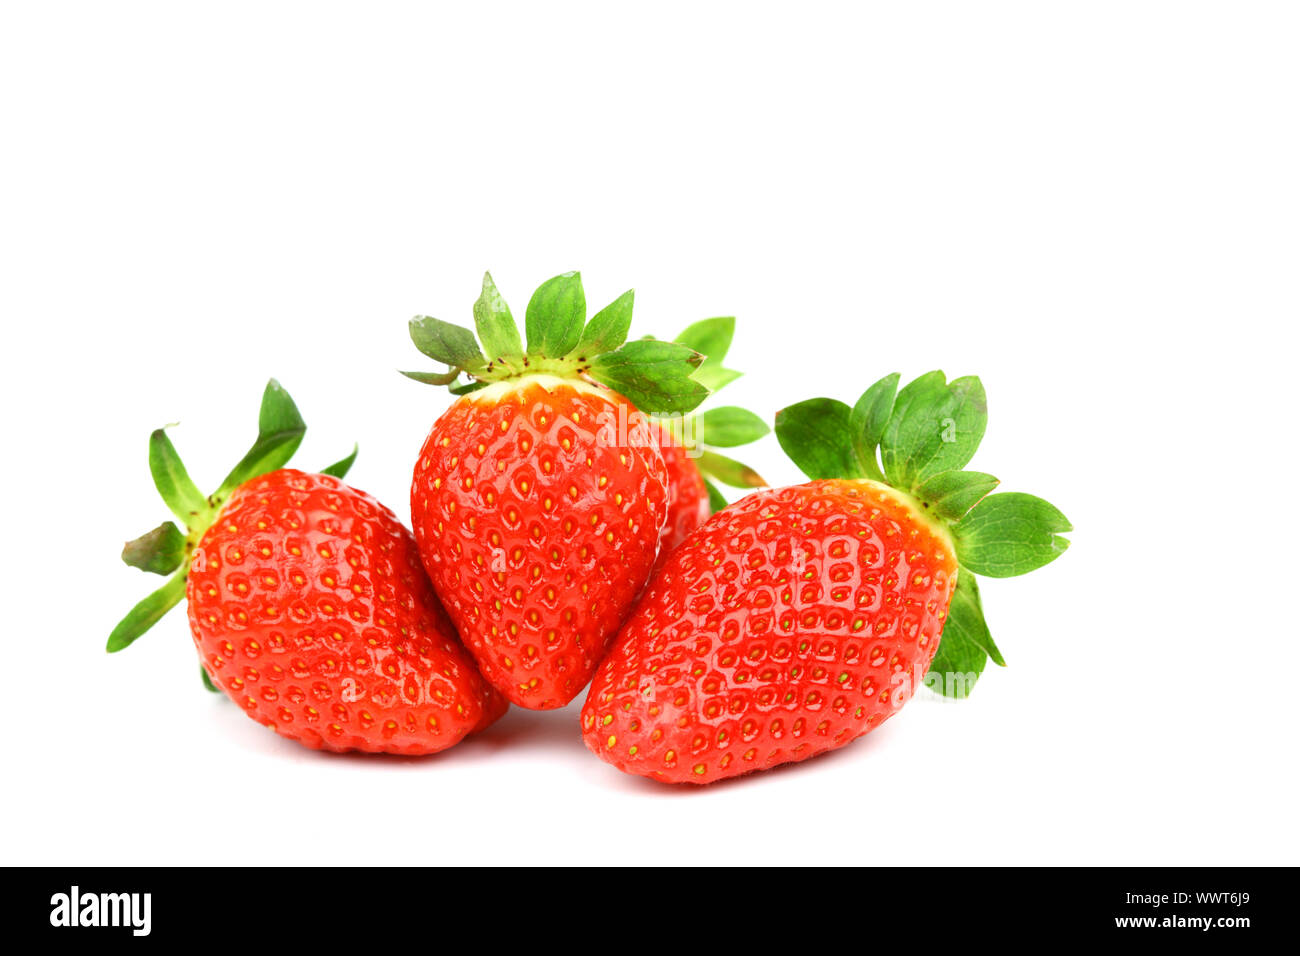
[109,380,506,755]
[581,371,1071,784]
[653,434,713,557]
[403,272,717,709]
[649,316,768,560]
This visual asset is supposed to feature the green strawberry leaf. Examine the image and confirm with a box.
[697,406,769,448]
[690,364,744,391]
[675,316,735,365]
[956,570,1004,665]
[879,370,952,491]
[217,379,307,497]
[849,372,899,482]
[472,272,523,362]
[149,427,208,526]
[915,470,1000,523]
[588,340,708,414]
[399,368,462,386]
[576,289,635,357]
[703,477,729,514]
[409,315,485,370]
[697,450,766,489]
[917,375,987,482]
[676,316,741,391]
[927,571,1003,698]
[200,666,220,693]
[106,568,189,652]
[774,398,860,481]
[121,522,188,575]
[321,444,358,480]
[449,380,489,395]
[953,492,1072,578]
[879,372,989,490]
[525,271,586,358]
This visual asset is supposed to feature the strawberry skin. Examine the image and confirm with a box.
[655,431,711,560]
[189,469,507,754]
[581,479,957,784]
[411,377,670,709]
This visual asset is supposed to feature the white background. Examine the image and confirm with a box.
[2,2,1296,866]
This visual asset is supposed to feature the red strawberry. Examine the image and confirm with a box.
[402,272,716,709]
[653,433,712,557]
[582,371,1071,784]
[411,377,669,709]
[109,381,505,755]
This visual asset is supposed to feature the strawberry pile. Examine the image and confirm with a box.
[111,273,1068,784]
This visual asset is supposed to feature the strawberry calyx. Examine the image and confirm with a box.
[108,380,356,666]
[774,371,1072,697]
[401,271,711,415]
[653,316,769,512]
